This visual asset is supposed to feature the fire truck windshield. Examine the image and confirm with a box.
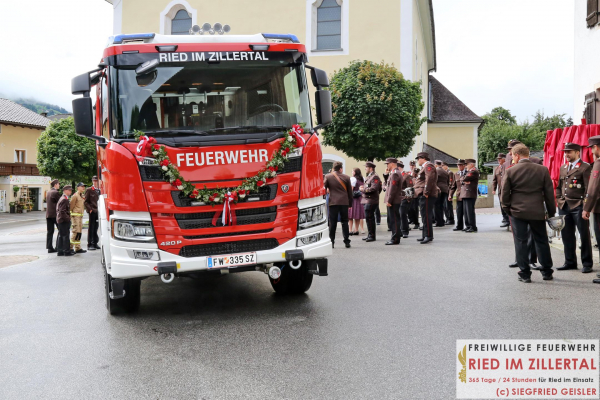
[109,58,312,138]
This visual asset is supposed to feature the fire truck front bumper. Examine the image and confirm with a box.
[107,225,331,279]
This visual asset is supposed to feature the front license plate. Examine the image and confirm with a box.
[207,252,257,269]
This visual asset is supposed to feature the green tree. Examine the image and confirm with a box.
[322,60,425,161]
[37,117,97,185]
[482,106,517,126]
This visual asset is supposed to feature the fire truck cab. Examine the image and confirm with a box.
[71,32,332,314]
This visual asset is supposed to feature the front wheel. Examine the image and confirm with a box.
[104,268,141,315]
[269,261,314,295]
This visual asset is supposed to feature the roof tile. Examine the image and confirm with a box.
[0,98,51,128]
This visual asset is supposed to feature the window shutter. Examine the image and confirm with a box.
[587,0,598,28]
[585,92,597,124]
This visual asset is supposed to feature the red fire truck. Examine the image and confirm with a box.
[71,32,332,314]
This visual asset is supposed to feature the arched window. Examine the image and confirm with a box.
[171,9,192,35]
[316,0,342,50]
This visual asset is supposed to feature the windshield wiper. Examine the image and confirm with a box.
[201,125,288,134]
[143,129,208,136]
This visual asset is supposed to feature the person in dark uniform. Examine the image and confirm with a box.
[45,179,61,253]
[555,142,593,273]
[408,160,420,228]
[324,162,354,248]
[360,161,382,242]
[461,159,479,233]
[384,158,403,245]
[501,144,555,283]
[492,153,510,228]
[582,136,600,283]
[434,160,449,227]
[414,152,438,244]
[85,176,101,250]
[399,161,413,237]
[56,185,74,257]
[382,166,393,232]
[449,159,466,231]
[442,162,455,225]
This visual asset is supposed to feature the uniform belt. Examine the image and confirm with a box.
[70,212,83,216]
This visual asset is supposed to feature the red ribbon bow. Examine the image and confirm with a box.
[212,191,238,226]
[290,124,306,147]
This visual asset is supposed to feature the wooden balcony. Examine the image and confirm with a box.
[0,163,40,176]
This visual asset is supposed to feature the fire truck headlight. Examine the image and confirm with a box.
[298,203,327,230]
[296,233,322,247]
[112,220,156,242]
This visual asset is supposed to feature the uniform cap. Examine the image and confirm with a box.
[415,152,430,160]
[384,157,398,164]
[465,158,476,164]
[457,159,466,165]
[364,161,376,168]
[507,139,521,149]
[50,179,59,186]
[409,160,416,166]
[435,160,443,166]
[398,161,404,168]
[62,185,73,191]
[587,135,600,147]
[497,153,506,159]
[560,142,581,152]
[92,175,98,181]
[77,182,85,188]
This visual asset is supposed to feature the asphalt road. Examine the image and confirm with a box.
[1,213,600,399]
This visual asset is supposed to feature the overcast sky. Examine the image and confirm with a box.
[0,0,574,122]
[432,0,574,122]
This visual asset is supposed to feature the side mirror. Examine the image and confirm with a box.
[71,72,91,96]
[311,68,329,88]
[72,97,94,137]
[314,90,332,129]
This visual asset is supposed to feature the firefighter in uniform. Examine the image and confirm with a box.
[408,160,420,228]
[399,161,414,237]
[384,158,403,245]
[85,176,100,250]
[434,160,449,227]
[442,162,455,225]
[582,136,600,283]
[57,185,74,256]
[461,159,479,232]
[449,159,466,231]
[414,152,438,244]
[70,182,87,254]
[360,161,382,242]
[555,142,593,273]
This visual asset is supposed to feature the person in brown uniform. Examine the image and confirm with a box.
[57,185,74,257]
[501,144,556,283]
[582,136,600,283]
[70,183,87,254]
[324,162,354,248]
[399,161,414,237]
[442,162,455,225]
[384,158,404,245]
[555,142,593,273]
[360,161,382,242]
[461,159,480,233]
[45,179,61,253]
[449,159,466,231]
[493,153,509,227]
[414,152,438,244]
[408,160,420,228]
[434,160,449,227]
[85,176,100,250]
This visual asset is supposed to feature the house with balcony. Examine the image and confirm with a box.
[0,99,51,212]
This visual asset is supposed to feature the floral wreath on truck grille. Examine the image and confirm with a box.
[133,125,306,226]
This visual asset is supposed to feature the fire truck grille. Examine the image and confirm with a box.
[179,238,280,257]
[183,229,273,240]
[175,207,277,229]
[172,184,277,207]
[139,165,164,181]
[280,156,302,174]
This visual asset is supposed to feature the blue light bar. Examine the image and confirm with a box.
[112,33,156,45]
[261,33,300,44]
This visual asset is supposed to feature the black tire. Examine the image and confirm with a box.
[104,268,141,315]
[269,261,314,295]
